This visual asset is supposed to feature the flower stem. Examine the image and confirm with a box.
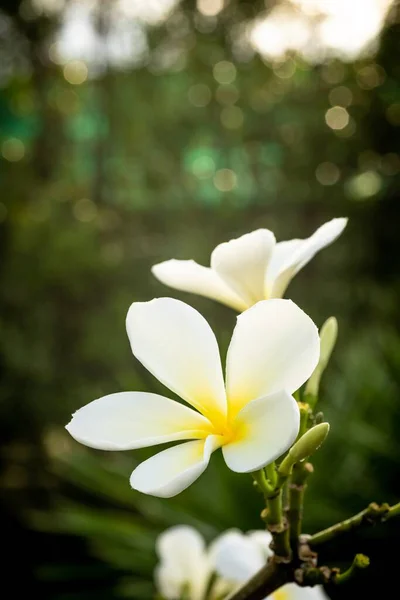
[389,501,400,518]
[287,462,313,555]
[267,490,291,558]
[252,469,273,498]
[333,554,370,585]
[266,462,277,488]
[253,469,291,560]
[308,501,400,547]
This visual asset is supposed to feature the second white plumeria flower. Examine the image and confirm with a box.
[66,297,319,497]
[154,525,273,600]
[155,525,328,600]
[213,529,329,600]
[152,218,347,311]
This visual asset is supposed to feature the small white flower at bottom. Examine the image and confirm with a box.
[155,525,329,600]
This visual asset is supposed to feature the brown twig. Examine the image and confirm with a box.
[308,502,400,547]
[225,559,292,600]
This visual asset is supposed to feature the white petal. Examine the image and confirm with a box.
[156,525,206,561]
[152,259,247,312]
[270,583,330,600]
[155,526,211,600]
[265,239,303,298]
[211,229,276,307]
[267,218,347,298]
[130,436,221,498]
[247,531,273,560]
[155,565,180,600]
[126,298,227,424]
[210,529,267,583]
[65,392,212,451]
[226,299,320,417]
[223,391,300,473]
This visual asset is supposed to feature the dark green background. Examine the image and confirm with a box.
[1,1,400,598]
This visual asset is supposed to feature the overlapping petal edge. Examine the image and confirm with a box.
[66,297,320,497]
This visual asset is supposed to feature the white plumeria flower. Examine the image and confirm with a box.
[66,297,319,498]
[155,526,328,600]
[152,218,347,312]
[155,526,272,600]
[212,529,329,600]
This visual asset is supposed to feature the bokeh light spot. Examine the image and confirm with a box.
[328,86,353,107]
[347,171,382,200]
[335,116,356,138]
[63,60,88,85]
[48,42,63,64]
[213,168,237,191]
[215,84,239,105]
[321,62,345,84]
[356,64,385,89]
[315,162,340,185]
[73,198,97,222]
[325,106,349,130]
[2,138,25,162]
[188,84,212,107]
[213,61,236,85]
[197,0,224,17]
[220,106,244,129]
[192,156,216,179]
[273,59,296,79]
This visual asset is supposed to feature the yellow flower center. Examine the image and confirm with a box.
[271,589,289,600]
[206,412,248,447]
[196,396,249,446]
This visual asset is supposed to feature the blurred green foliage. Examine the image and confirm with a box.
[1,1,400,599]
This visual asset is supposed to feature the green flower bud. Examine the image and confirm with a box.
[319,317,338,371]
[305,317,338,401]
[279,423,330,477]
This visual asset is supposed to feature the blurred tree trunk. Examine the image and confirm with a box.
[9,3,62,180]
[92,0,113,205]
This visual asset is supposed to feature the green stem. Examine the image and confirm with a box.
[253,469,291,560]
[333,554,370,585]
[252,470,273,499]
[389,501,400,518]
[265,462,277,488]
[287,462,313,556]
[266,490,291,559]
[267,492,283,527]
[309,502,400,547]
